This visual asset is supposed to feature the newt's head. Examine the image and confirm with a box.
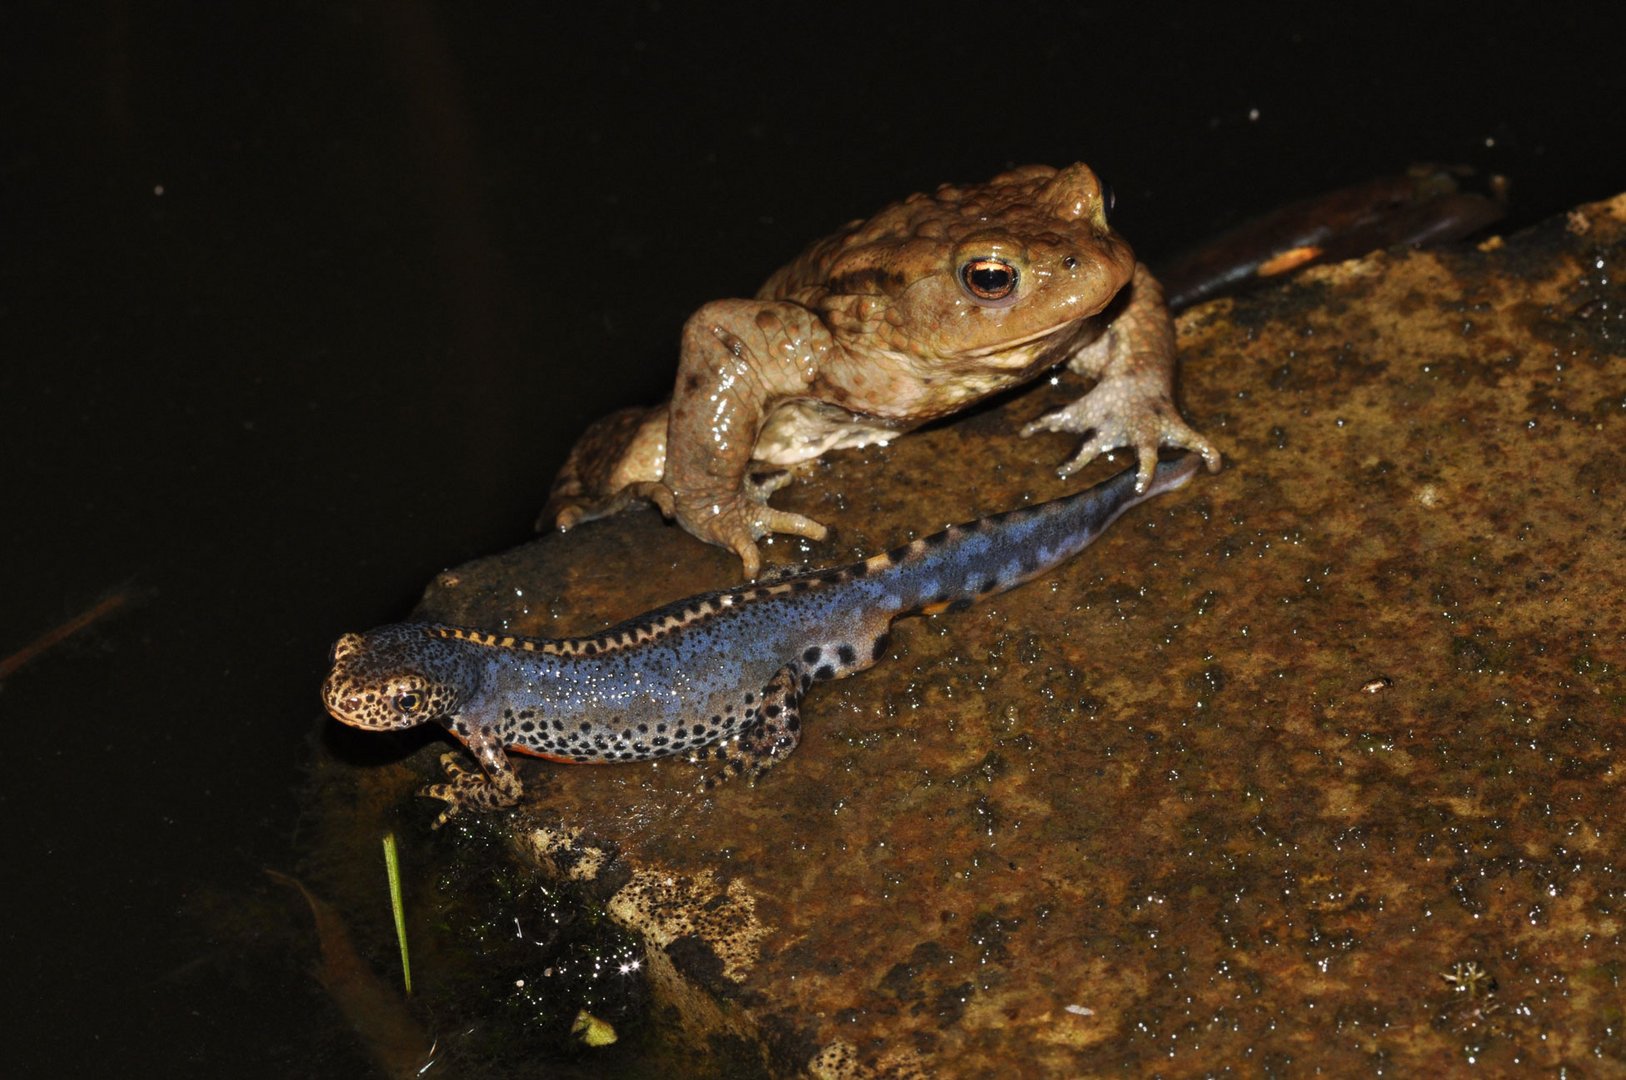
[322,624,478,731]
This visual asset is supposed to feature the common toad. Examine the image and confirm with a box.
[543,163,1220,577]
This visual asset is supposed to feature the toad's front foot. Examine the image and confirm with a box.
[419,752,522,829]
[1021,377,1222,491]
[635,479,829,579]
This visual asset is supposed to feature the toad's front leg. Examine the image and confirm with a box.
[651,299,836,578]
[1022,263,1221,491]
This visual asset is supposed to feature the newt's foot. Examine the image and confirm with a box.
[1021,378,1221,491]
[694,667,804,788]
[419,752,521,829]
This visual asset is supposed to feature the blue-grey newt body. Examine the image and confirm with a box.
[322,456,1199,825]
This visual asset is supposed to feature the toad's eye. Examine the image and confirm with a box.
[960,258,1018,302]
[394,691,423,714]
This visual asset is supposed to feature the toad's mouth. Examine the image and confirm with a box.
[952,316,1082,361]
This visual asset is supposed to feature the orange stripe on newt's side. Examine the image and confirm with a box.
[505,744,615,764]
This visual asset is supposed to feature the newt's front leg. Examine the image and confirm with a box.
[420,728,522,828]
[642,300,837,578]
[1021,263,1221,491]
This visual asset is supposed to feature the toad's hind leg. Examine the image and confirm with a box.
[541,404,671,531]
[698,666,805,788]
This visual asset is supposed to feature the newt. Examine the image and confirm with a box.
[324,456,1200,826]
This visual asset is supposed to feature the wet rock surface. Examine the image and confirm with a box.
[351,194,1625,1076]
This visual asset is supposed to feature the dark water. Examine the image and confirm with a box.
[2,4,1619,1074]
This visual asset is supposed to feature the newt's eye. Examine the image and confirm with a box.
[960,258,1018,302]
[394,691,423,714]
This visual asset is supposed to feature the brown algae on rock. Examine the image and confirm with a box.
[318,193,1626,1076]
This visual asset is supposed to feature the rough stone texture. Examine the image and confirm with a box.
[406,194,1625,1076]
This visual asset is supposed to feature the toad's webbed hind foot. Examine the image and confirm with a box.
[545,488,649,531]
[743,469,793,502]
[540,404,671,531]
[544,477,681,534]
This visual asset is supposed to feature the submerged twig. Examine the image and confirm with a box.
[266,869,435,1079]
[0,585,144,682]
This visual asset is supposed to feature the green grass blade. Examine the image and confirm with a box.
[382,832,412,995]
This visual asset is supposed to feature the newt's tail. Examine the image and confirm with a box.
[874,455,1202,616]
